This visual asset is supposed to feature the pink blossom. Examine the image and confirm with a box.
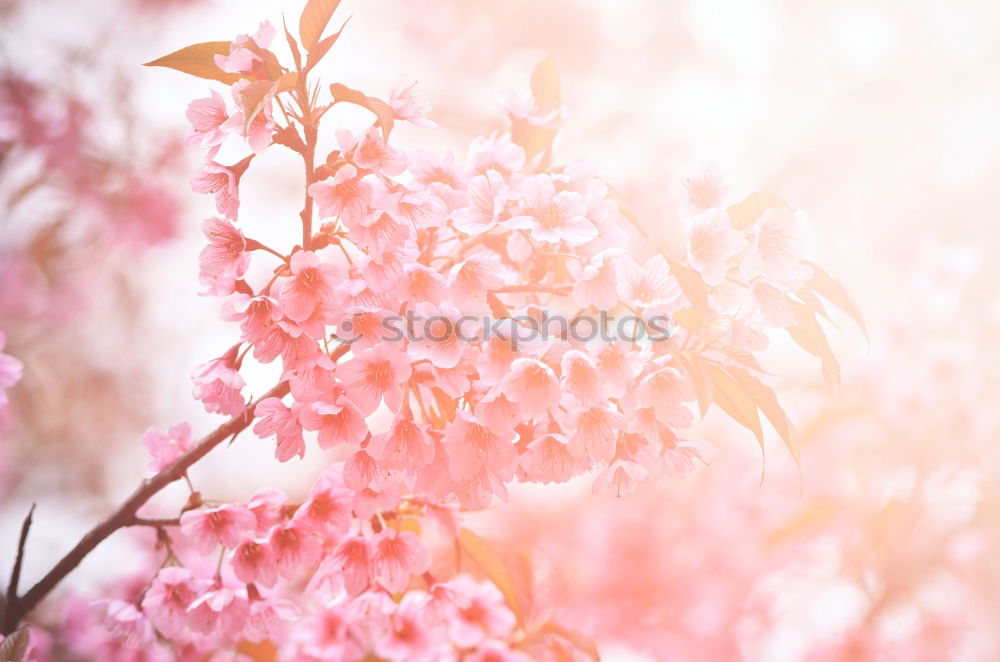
[198,216,249,296]
[339,344,413,415]
[368,414,435,470]
[221,79,275,154]
[467,641,533,662]
[467,134,525,177]
[97,599,154,648]
[274,250,342,323]
[0,333,23,408]
[672,161,730,218]
[140,421,192,472]
[268,523,322,579]
[186,585,249,640]
[190,160,241,220]
[246,487,288,534]
[299,396,368,450]
[447,253,506,312]
[232,539,278,588]
[616,254,681,311]
[570,249,621,310]
[507,174,596,245]
[686,208,747,287]
[191,345,246,416]
[222,293,282,346]
[406,302,466,370]
[253,397,305,462]
[499,358,560,421]
[560,349,602,406]
[185,90,228,148]
[444,576,516,648]
[179,504,256,553]
[344,126,406,176]
[442,410,516,481]
[453,170,515,235]
[376,592,444,661]
[245,598,298,644]
[141,567,206,639]
[740,207,811,286]
[565,404,624,464]
[633,366,694,426]
[333,536,374,597]
[309,164,374,226]
[293,484,352,537]
[373,529,431,593]
[389,81,436,127]
[343,448,387,491]
[519,432,577,483]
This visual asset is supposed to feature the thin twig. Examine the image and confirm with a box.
[3,503,35,623]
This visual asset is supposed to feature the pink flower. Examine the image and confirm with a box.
[447,253,506,313]
[452,170,514,235]
[268,523,322,579]
[293,481,353,536]
[616,254,681,311]
[141,567,206,639]
[98,599,154,648]
[274,250,341,323]
[253,397,305,462]
[373,530,431,593]
[246,487,288,534]
[140,421,192,472]
[339,344,412,416]
[299,396,368,450]
[406,301,466,370]
[740,207,811,287]
[190,159,243,220]
[590,341,645,399]
[232,538,278,588]
[376,592,444,661]
[498,358,560,421]
[199,217,250,296]
[309,164,374,226]
[672,161,730,218]
[221,79,275,154]
[245,598,298,644]
[187,585,250,640]
[179,504,255,553]
[442,410,516,481]
[191,345,246,416]
[686,208,747,287]
[186,90,229,148]
[507,174,596,245]
[343,127,406,176]
[467,641,532,662]
[0,332,23,408]
[565,404,624,464]
[518,432,577,484]
[570,249,621,310]
[560,349,602,406]
[367,414,435,470]
[633,366,694,426]
[222,293,281,346]
[467,134,525,177]
[333,536,374,597]
[389,81,436,127]
[444,576,516,648]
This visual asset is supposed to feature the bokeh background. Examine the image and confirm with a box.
[2,0,999,659]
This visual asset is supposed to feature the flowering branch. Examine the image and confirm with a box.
[0,381,288,635]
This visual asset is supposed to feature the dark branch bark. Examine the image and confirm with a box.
[3,504,35,623]
[0,380,289,635]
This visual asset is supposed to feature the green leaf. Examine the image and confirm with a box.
[458,527,524,625]
[299,0,342,51]
[0,626,30,662]
[144,41,240,85]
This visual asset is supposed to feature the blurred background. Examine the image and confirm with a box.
[2,0,999,659]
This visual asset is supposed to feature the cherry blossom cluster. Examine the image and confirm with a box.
[0,3,848,659]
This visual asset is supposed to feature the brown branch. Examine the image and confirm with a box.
[0,380,289,635]
[3,504,35,622]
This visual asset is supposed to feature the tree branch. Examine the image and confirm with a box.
[3,504,35,624]
[0,380,289,635]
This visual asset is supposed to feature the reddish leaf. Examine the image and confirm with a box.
[786,301,841,390]
[329,83,394,139]
[665,255,709,309]
[299,0,342,51]
[729,365,800,468]
[706,363,764,450]
[678,352,713,417]
[282,16,302,70]
[530,55,561,111]
[802,259,868,343]
[304,17,349,72]
[540,623,602,662]
[727,192,786,231]
[239,80,277,136]
[458,528,524,626]
[144,41,240,85]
